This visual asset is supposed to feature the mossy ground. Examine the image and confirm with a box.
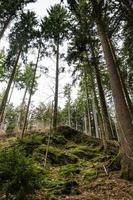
[0,126,133,200]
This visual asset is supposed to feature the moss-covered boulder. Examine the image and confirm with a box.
[33,144,78,165]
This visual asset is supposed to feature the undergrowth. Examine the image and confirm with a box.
[0,126,120,200]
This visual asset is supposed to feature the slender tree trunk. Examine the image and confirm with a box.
[53,41,59,129]
[86,59,105,139]
[84,69,92,136]
[0,81,15,130]
[68,100,71,127]
[92,0,133,179]
[75,120,78,130]
[92,90,99,138]
[86,35,113,139]
[0,50,21,125]
[84,112,88,134]
[94,62,113,139]
[0,15,13,40]
[18,87,28,131]
[21,47,40,139]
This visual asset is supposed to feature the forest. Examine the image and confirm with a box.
[0,0,133,199]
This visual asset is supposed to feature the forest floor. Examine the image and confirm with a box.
[0,126,133,200]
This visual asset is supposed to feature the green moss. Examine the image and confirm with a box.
[81,168,97,180]
[51,135,67,146]
[60,164,80,177]
[22,135,44,145]
[18,135,44,155]
[34,144,78,165]
[67,147,95,160]
[46,179,78,195]
[56,126,81,143]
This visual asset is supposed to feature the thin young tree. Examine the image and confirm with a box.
[41,4,70,129]
[21,50,40,139]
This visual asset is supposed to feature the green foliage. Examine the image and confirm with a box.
[6,122,16,134]
[81,168,97,180]
[41,4,70,45]
[31,102,53,127]
[19,134,44,154]
[0,0,37,40]
[0,148,43,200]
[15,62,38,93]
[4,103,18,134]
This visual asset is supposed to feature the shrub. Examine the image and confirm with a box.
[0,148,43,200]
[6,122,16,134]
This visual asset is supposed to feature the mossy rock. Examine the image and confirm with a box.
[47,179,78,195]
[34,144,78,165]
[60,164,80,177]
[50,135,68,146]
[56,126,104,147]
[56,126,81,142]
[67,146,96,160]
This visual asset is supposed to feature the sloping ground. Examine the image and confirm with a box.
[58,173,133,200]
[0,133,16,149]
[0,126,133,200]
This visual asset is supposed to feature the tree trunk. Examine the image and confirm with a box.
[92,3,133,179]
[21,47,40,139]
[86,59,105,139]
[0,15,13,40]
[84,112,88,134]
[118,66,133,120]
[53,41,59,129]
[18,87,28,131]
[94,61,113,140]
[0,81,15,130]
[109,40,133,120]
[84,69,92,136]
[92,90,99,138]
[0,50,21,125]
[68,100,71,127]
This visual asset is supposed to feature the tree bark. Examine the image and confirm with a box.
[0,50,21,125]
[68,100,71,127]
[21,47,40,139]
[92,90,99,138]
[94,61,113,140]
[109,40,133,120]
[18,87,28,131]
[53,41,59,129]
[92,0,133,179]
[84,68,92,136]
